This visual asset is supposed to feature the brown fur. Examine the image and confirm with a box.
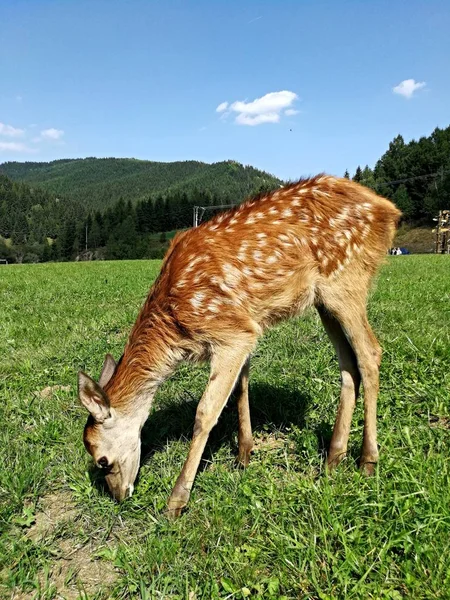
[82,175,401,513]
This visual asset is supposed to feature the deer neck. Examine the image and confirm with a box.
[105,303,184,417]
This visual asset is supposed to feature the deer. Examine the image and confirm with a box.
[78,175,401,518]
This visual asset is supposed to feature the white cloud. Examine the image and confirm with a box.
[285,108,299,116]
[41,128,64,140]
[0,141,34,153]
[216,101,229,113]
[219,90,299,126]
[0,122,25,137]
[393,79,426,99]
[235,112,280,126]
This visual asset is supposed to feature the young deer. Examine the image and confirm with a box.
[79,176,401,517]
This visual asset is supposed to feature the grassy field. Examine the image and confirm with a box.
[0,256,449,599]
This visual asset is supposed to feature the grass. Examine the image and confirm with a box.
[0,256,449,599]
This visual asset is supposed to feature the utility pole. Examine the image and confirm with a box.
[433,210,450,254]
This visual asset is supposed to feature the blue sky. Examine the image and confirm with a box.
[0,0,449,180]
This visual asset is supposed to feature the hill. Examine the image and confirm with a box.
[0,157,282,210]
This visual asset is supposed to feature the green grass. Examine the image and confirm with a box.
[0,256,449,599]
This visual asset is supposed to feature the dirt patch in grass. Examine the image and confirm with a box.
[40,538,117,600]
[429,415,450,429]
[15,492,118,599]
[26,493,77,542]
[35,385,72,399]
[253,432,295,453]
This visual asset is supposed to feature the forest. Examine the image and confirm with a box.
[0,125,449,263]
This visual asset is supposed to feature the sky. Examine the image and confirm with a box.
[0,0,449,181]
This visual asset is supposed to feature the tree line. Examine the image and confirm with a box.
[344,126,450,220]
[1,125,449,263]
[0,180,276,263]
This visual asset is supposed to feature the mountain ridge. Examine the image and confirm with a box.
[0,157,282,210]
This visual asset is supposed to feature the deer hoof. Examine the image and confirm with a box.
[360,460,377,476]
[165,498,187,520]
[237,448,252,469]
[326,451,346,470]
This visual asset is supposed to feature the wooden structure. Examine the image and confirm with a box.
[433,210,450,254]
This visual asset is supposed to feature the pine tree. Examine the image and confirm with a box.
[393,185,413,220]
[353,166,363,182]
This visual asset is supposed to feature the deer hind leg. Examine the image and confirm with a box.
[167,340,255,518]
[317,306,361,468]
[320,289,381,475]
[236,358,253,467]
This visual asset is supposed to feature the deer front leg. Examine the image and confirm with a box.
[236,358,253,467]
[167,341,254,519]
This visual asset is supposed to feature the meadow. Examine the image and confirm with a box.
[0,256,449,599]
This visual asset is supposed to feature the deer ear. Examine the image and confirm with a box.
[78,371,111,423]
[99,354,116,388]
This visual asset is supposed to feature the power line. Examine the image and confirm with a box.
[361,168,448,187]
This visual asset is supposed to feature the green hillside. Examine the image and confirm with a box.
[0,157,281,210]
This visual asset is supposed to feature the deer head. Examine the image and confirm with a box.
[78,354,142,501]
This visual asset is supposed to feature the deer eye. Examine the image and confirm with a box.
[98,456,109,468]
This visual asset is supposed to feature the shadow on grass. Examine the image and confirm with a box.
[140,381,311,463]
[89,382,321,495]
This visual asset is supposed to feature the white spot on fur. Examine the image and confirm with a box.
[337,207,350,220]
[222,263,242,287]
[267,254,278,264]
[190,292,205,309]
[245,216,256,225]
[256,232,267,239]
[185,255,203,272]
[282,208,293,218]
[253,250,263,261]
[269,207,278,216]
